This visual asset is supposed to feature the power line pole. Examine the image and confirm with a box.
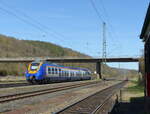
[102,22,107,62]
[102,22,107,78]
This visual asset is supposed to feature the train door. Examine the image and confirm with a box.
[46,67,52,77]
[59,68,61,77]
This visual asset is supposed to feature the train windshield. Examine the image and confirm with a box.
[30,63,40,70]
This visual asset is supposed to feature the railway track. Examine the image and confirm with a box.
[0,81,100,103]
[55,81,127,114]
[0,82,30,88]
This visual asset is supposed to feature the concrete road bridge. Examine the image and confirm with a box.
[0,57,140,79]
[0,57,139,63]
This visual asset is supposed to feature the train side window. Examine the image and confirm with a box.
[73,72,74,76]
[52,68,54,74]
[64,71,66,76]
[63,71,65,76]
[85,72,87,75]
[57,68,59,74]
[67,71,69,76]
[48,68,51,74]
[55,68,57,74]
[65,71,67,76]
[73,72,75,76]
[48,68,50,74]
[69,71,70,76]
[59,69,61,76]
[62,71,63,76]
[86,72,89,76]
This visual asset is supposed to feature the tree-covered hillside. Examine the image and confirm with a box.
[0,34,138,79]
[0,34,89,58]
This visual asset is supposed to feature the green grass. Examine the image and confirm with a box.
[127,80,144,93]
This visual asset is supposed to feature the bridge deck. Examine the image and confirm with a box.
[0,58,139,63]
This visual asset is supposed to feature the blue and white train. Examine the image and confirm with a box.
[25,60,91,84]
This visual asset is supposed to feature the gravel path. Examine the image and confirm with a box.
[1,80,121,114]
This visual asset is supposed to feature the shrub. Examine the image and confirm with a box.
[0,70,8,76]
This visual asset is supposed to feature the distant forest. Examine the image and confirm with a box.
[0,34,139,79]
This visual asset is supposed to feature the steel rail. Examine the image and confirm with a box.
[0,81,100,103]
[0,82,30,89]
[91,88,119,114]
[55,81,127,114]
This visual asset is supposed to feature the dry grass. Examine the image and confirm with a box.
[0,76,25,82]
[121,77,144,102]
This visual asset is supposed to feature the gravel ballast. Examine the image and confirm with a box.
[0,80,121,114]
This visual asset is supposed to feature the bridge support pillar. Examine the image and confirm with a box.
[96,62,102,79]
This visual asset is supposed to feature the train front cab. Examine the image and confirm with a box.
[26,62,43,83]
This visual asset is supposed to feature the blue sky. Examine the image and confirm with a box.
[0,0,149,69]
